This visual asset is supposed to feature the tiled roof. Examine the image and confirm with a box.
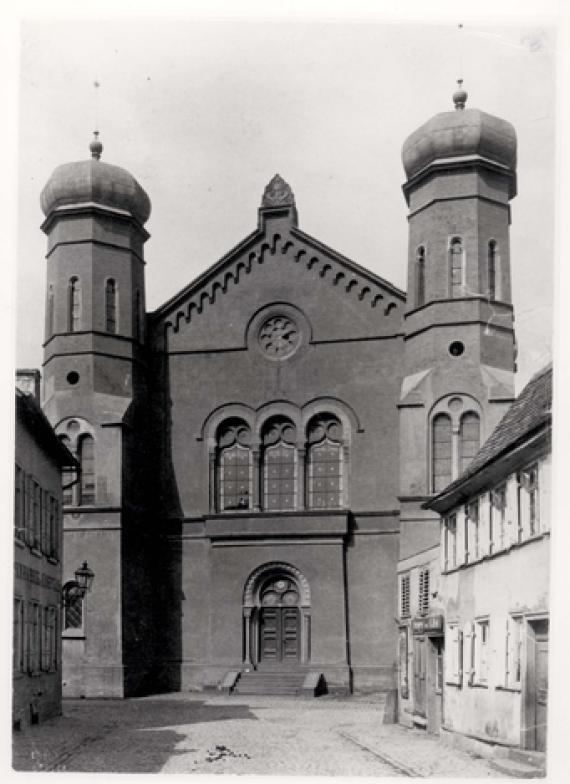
[16,389,77,467]
[430,364,552,501]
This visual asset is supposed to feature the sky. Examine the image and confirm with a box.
[13,11,557,393]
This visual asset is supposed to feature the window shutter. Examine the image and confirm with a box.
[445,625,463,686]
[463,621,474,686]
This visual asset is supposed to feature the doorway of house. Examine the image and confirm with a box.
[525,618,549,751]
[258,575,301,666]
[413,636,427,722]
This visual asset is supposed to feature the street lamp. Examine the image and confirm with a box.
[62,561,95,607]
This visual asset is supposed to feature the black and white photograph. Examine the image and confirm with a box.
[6,0,567,779]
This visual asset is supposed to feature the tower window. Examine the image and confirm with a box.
[432,414,452,492]
[133,289,142,341]
[78,435,96,505]
[68,277,81,332]
[459,412,480,474]
[47,284,54,338]
[449,237,464,298]
[488,240,498,300]
[105,279,117,334]
[416,246,426,307]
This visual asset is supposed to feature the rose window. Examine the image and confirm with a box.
[259,316,300,358]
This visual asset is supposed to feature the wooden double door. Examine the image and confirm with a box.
[259,607,300,664]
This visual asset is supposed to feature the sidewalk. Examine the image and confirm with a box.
[12,692,506,776]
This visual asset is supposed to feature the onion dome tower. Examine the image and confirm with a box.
[40,134,154,698]
[398,82,517,522]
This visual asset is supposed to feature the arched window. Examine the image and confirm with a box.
[449,237,464,298]
[432,414,452,492]
[217,419,252,511]
[68,277,81,332]
[105,279,117,333]
[133,289,142,341]
[459,412,480,474]
[58,434,74,506]
[63,587,83,631]
[416,246,426,307]
[262,417,297,511]
[47,284,54,338]
[488,240,497,301]
[78,435,96,505]
[307,414,343,509]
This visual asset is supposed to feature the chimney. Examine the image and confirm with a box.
[16,369,41,404]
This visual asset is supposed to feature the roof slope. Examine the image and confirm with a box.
[429,364,552,505]
[16,389,78,467]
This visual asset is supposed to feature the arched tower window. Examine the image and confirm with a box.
[58,434,74,506]
[262,417,297,511]
[459,412,480,474]
[78,435,96,505]
[216,419,252,511]
[488,240,497,301]
[68,277,81,332]
[432,414,452,492]
[63,588,83,631]
[306,414,343,509]
[133,289,142,342]
[105,279,117,334]
[47,284,54,338]
[416,246,426,307]
[449,237,464,298]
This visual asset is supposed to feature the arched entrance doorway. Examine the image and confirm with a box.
[243,562,311,669]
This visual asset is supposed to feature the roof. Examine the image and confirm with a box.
[16,389,78,468]
[426,364,552,511]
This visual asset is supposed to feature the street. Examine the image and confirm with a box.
[13,692,505,777]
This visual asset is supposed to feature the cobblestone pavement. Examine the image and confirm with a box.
[12,692,506,776]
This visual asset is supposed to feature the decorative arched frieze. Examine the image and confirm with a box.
[243,561,311,607]
[255,401,303,442]
[199,403,257,448]
[301,396,362,436]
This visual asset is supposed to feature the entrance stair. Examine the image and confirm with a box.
[490,748,546,778]
[231,670,324,697]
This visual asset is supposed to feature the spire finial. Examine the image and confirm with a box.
[89,130,103,160]
[453,79,468,110]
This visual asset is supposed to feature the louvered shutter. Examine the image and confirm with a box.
[463,621,474,686]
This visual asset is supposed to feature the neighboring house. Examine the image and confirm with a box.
[13,370,77,728]
[424,364,552,754]
[37,83,521,699]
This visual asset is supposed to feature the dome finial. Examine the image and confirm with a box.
[89,130,103,160]
[453,79,468,110]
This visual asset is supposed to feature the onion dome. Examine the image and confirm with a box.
[40,133,151,225]
[402,81,517,181]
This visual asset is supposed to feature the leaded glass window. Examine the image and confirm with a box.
[432,414,452,492]
[262,418,297,511]
[459,412,480,474]
[307,414,343,509]
[217,420,252,511]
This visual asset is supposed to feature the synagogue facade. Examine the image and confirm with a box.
[39,85,519,699]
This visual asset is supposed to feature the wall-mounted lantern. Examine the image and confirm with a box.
[62,561,95,607]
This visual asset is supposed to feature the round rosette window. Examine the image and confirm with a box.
[258,315,300,359]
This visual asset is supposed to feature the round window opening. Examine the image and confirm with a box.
[258,315,300,359]
[67,371,80,385]
[449,341,465,357]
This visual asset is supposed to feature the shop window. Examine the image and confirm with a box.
[449,237,465,298]
[262,417,297,511]
[400,573,411,618]
[105,278,117,333]
[216,419,252,511]
[307,414,343,509]
[432,414,452,492]
[418,568,430,617]
[505,615,523,688]
[474,618,490,685]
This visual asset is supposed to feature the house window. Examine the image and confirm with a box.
[432,414,452,492]
[105,278,117,333]
[68,277,81,332]
[418,568,430,616]
[474,619,490,685]
[27,601,40,674]
[491,485,506,551]
[459,412,480,474]
[41,607,54,672]
[506,615,523,688]
[307,414,343,509]
[467,499,480,560]
[78,435,96,505]
[31,480,41,550]
[13,598,24,674]
[14,464,25,542]
[445,624,463,686]
[449,237,464,298]
[488,240,497,300]
[217,419,252,511]
[262,417,297,511]
[518,464,539,538]
[444,513,457,570]
[416,246,426,307]
[400,573,411,618]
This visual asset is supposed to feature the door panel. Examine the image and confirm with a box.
[260,607,299,663]
[414,636,427,717]
[282,608,300,661]
[535,635,548,751]
[260,608,279,661]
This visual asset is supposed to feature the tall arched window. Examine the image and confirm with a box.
[217,419,252,511]
[133,289,141,341]
[58,434,74,506]
[307,414,343,509]
[459,412,480,474]
[432,414,452,492]
[78,435,96,505]
[449,237,464,298]
[68,277,81,332]
[262,417,297,511]
[105,279,117,333]
[63,587,83,631]
[416,246,426,307]
[488,240,497,301]
[47,284,54,338]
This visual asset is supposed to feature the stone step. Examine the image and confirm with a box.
[506,748,546,769]
[489,758,545,778]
